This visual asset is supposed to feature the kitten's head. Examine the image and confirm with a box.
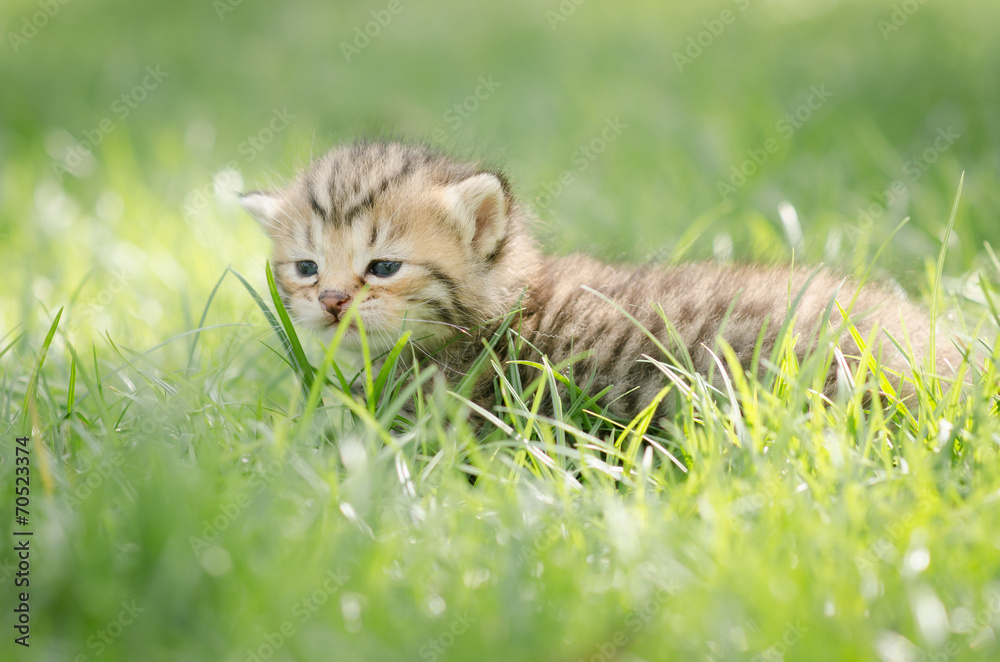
[241,141,538,353]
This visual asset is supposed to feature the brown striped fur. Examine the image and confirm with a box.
[242,140,957,416]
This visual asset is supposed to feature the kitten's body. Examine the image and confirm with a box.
[242,141,953,415]
[517,259,938,413]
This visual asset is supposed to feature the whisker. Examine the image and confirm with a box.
[399,318,471,334]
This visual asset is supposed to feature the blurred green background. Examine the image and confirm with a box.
[3,0,998,349]
[3,0,1000,660]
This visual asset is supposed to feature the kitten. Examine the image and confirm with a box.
[241,140,956,416]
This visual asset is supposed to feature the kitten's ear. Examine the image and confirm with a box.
[443,173,508,257]
[240,190,285,238]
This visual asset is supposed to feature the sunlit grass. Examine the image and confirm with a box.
[4,200,999,658]
[3,0,1000,659]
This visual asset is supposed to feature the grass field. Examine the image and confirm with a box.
[3,0,1000,660]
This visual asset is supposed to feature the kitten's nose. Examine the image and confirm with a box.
[318,290,351,319]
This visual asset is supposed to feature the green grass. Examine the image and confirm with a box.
[3,0,1000,659]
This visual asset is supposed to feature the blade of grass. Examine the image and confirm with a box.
[21,308,62,495]
[66,352,77,417]
[930,173,964,376]
[265,261,315,391]
[186,266,229,370]
[373,331,412,404]
[21,308,63,433]
[230,264,314,398]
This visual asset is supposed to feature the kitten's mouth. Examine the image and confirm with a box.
[321,307,347,326]
[321,316,357,336]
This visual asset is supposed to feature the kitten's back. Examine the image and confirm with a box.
[519,257,949,414]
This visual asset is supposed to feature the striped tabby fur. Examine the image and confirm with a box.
[241,140,955,416]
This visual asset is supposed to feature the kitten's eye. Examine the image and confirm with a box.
[368,260,402,278]
[296,260,318,277]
